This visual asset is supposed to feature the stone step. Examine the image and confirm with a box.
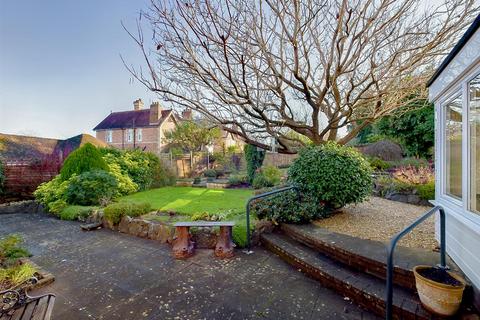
[280,223,462,291]
[261,233,430,320]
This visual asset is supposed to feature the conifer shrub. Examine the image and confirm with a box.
[244,144,265,183]
[60,143,108,181]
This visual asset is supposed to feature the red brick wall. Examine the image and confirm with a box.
[2,159,60,197]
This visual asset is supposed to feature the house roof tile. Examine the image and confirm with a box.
[93,109,172,131]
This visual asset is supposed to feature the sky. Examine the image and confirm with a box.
[0,0,461,140]
[0,0,158,139]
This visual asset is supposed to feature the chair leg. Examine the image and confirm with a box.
[172,226,194,259]
[215,226,234,258]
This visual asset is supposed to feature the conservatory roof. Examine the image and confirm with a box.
[427,14,480,87]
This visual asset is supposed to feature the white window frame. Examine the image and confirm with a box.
[106,130,113,143]
[467,69,480,216]
[441,90,464,203]
[137,128,143,142]
[126,129,133,142]
[436,62,480,227]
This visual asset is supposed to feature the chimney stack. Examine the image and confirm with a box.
[149,101,162,123]
[133,98,144,111]
[182,109,192,120]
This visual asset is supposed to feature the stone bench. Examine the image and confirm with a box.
[172,221,235,259]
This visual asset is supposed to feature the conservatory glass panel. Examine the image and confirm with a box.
[445,94,463,199]
[470,73,480,214]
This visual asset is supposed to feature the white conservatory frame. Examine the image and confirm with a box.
[428,14,480,308]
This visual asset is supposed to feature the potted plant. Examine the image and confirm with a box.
[413,265,466,316]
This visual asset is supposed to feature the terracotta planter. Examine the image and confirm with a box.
[413,265,466,317]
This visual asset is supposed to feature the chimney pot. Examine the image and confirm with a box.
[182,109,192,120]
[133,98,144,111]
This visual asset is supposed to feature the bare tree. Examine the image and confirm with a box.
[124,0,479,153]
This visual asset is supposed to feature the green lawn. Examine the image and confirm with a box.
[118,186,253,216]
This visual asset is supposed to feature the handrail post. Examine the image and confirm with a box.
[385,205,447,320]
[246,198,252,253]
[244,186,296,254]
[439,207,446,268]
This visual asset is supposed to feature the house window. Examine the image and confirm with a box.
[469,73,480,214]
[137,129,143,142]
[106,130,113,143]
[126,129,133,142]
[445,94,463,200]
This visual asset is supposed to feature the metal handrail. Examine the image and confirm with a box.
[244,185,299,253]
[385,205,446,319]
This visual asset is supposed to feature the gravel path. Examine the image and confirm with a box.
[314,197,437,250]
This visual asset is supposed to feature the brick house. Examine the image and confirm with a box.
[94,99,244,154]
[93,99,177,153]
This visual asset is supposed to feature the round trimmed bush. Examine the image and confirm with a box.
[60,143,108,181]
[288,142,373,208]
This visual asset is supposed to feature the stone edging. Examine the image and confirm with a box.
[101,214,274,249]
[18,258,55,290]
[0,201,45,215]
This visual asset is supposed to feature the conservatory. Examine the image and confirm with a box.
[428,14,480,308]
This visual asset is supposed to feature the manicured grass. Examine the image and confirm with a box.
[118,187,253,216]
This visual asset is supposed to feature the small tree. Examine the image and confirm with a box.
[164,122,220,153]
[60,143,108,181]
[164,121,220,168]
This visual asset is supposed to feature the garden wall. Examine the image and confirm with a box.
[263,152,298,168]
[1,160,60,201]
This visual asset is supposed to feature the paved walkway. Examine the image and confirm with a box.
[0,213,378,320]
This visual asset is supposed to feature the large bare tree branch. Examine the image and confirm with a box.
[124,0,479,153]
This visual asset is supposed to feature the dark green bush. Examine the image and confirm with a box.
[244,144,265,183]
[150,162,176,188]
[101,149,171,190]
[66,170,118,206]
[417,181,435,200]
[60,143,108,181]
[251,190,328,223]
[193,177,201,184]
[204,169,217,178]
[103,202,152,225]
[288,142,373,208]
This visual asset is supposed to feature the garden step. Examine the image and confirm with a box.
[280,223,462,291]
[261,233,430,320]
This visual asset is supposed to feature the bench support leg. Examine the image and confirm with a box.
[215,226,234,258]
[172,226,194,259]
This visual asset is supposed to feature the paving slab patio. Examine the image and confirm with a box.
[0,213,379,320]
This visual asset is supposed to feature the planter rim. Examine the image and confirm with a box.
[413,265,466,291]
